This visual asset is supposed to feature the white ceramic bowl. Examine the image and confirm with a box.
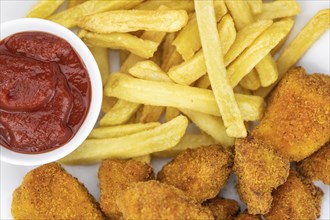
[0,18,103,166]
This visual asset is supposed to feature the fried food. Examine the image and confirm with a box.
[254,67,330,161]
[234,134,290,215]
[116,180,213,220]
[265,170,323,220]
[297,142,330,184]
[235,211,260,220]
[11,163,105,220]
[203,197,240,220]
[99,159,154,219]
[158,145,232,202]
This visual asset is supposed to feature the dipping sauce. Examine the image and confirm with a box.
[0,32,91,154]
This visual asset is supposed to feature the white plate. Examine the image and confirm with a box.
[1,1,329,219]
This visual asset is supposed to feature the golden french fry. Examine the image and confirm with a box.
[78,10,188,33]
[26,0,65,18]
[255,9,330,98]
[217,14,236,55]
[133,154,151,164]
[224,19,273,66]
[271,32,290,55]
[134,0,195,12]
[151,47,162,66]
[180,109,235,148]
[153,134,217,158]
[225,0,254,30]
[195,75,210,89]
[88,122,161,139]
[255,54,278,87]
[89,47,109,86]
[227,18,294,87]
[120,51,130,65]
[161,49,183,72]
[100,100,141,126]
[162,33,177,64]
[256,0,300,20]
[101,96,117,113]
[49,0,142,28]
[59,115,188,164]
[81,31,158,59]
[234,85,252,95]
[67,0,85,8]
[240,69,261,91]
[129,61,172,82]
[136,105,165,123]
[247,0,262,15]
[195,0,246,137]
[105,73,264,121]
[165,107,181,122]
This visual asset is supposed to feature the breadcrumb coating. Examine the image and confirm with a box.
[235,211,260,220]
[98,159,154,219]
[254,67,330,161]
[158,145,232,202]
[234,135,290,215]
[265,170,323,220]
[116,180,214,220]
[203,197,240,220]
[11,163,105,220]
[297,142,330,184]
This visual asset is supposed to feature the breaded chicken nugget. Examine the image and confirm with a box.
[98,159,154,219]
[12,163,105,220]
[235,211,260,220]
[254,67,330,161]
[297,142,330,184]
[158,145,232,202]
[234,135,290,215]
[265,170,323,220]
[203,197,240,220]
[116,180,214,220]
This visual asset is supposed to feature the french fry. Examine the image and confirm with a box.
[234,85,252,95]
[161,49,183,72]
[255,54,278,87]
[224,19,273,66]
[100,100,141,126]
[120,51,130,65]
[101,96,117,113]
[105,73,264,121]
[151,46,162,66]
[26,0,65,18]
[129,61,172,82]
[180,109,235,148]
[48,0,143,28]
[255,9,330,97]
[256,0,300,20]
[225,0,254,30]
[240,69,261,91]
[227,18,294,87]
[247,0,262,15]
[133,154,151,164]
[81,31,158,59]
[134,0,195,12]
[89,47,109,86]
[59,115,188,164]
[165,107,181,122]
[196,75,210,89]
[153,134,217,158]
[217,14,236,55]
[172,2,227,61]
[88,122,161,139]
[162,33,177,65]
[136,105,165,123]
[67,0,85,8]
[78,10,188,33]
[195,0,246,137]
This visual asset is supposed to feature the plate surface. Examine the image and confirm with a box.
[1,1,329,219]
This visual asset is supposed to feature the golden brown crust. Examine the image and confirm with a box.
[116,180,214,220]
[98,159,154,219]
[11,162,105,220]
[158,145,232,202]
[234,135,290,215]
[297,142,330,184]
[265,170,323,220]
[254,67,330,161]
[235,211,260,220]
[203,197,240,220]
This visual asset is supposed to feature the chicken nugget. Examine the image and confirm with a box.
[11,162,105,220]
[234,135,290,215]
[98,159,154,219]
[158,145,232,202]
[235,211,260,220]
[297,142,330,184]
[203,197,240,220]
[265,170,323,220]
[116,180,214,220]
[254,67,330,161]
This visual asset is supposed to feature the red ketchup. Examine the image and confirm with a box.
[0,32,91,154]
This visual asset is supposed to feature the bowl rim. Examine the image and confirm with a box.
[0,18,103,166]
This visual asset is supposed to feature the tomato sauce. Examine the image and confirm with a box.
[0,32,91,154]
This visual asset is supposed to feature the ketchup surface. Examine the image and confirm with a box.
[0,32,91,154]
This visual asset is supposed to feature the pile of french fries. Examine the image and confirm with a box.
[27,0,330,164]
